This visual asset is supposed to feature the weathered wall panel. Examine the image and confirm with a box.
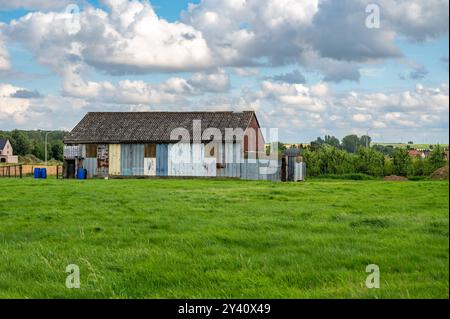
[121,144,144,176]
[156,144,168,176]
[168,143,217,177]
[168,143,190,176]
[83,158,97,177]
[144,158,156,176]
[109,144,121,176]
[218,142,242,177]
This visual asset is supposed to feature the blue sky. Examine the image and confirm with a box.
[0,0,448,143]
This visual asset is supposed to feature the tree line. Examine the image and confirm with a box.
[285,134,448,178]
[0,130,67,162]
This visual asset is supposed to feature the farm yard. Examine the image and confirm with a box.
[0,178,448,299]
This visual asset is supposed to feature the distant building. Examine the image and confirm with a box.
[408,149,426,159]
[0,139,19,164]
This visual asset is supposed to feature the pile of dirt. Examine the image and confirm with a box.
[383,175,408,181]
[429,166,449,180]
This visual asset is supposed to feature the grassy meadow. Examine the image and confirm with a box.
[0,178,448,298]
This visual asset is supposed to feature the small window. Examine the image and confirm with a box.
[144,144,156,158]
[86,144,98,157]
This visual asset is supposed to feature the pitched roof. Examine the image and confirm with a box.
[64,111,258,143]
[0,139,8,150]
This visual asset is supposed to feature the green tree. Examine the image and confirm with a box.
[310,137,325,151]
[341,135,360,153]
[324,135,340,148]
[356,147,385,177]
[51,142,64,161]
[409,158,426,176]
[10,130,31,156]
[425,145,446,174]
[360,135,372,148]
[31,140,45,160]
[372,144,395,156]
[392,148,411,176]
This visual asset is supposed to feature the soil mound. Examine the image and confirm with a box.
[429,166,449,180]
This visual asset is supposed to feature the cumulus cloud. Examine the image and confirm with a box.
[378,0,449,41]
[61,68,231,103]
[187,69,230,92]
[10,89,42,98]
[0,0,74,10]
[258,81,330,112]
[2,0,448,83]
[0,83,88,128]
[3,0,213,75]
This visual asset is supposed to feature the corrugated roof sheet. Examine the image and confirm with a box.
[64,111,257,143]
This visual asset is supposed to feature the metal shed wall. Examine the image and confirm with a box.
[121,144,144,176]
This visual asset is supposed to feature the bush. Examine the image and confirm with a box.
[408,176,427,181]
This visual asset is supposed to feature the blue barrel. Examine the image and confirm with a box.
[34,168,41,179]
[40,168,47,179]
[77,168,86,179]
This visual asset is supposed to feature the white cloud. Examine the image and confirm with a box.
[3,0,213,75]
[0,0,73,10]
[259,81,329,112]
[352,114,372,122]
[187,69,230,93]
[379,0,449,41]
[0,34,10,71]
[2,0,448,83]
[61,69,231,103]
[0,83,88,128]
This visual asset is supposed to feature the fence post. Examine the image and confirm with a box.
[20,165,23,178]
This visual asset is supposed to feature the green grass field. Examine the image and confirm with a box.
[0,178,448,298]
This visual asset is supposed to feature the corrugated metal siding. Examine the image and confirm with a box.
[121,144,144,176]
[294,162,306,181]
[156,144,168,176]
[287,156,296,181]
[240,159,281,181]
[192,143,205,176]
[144,158,156,176]
[218,142,242,177]
[168,143,193,176]
[109,144,121,176]
[83,158,97,177]
[168,143,217,177]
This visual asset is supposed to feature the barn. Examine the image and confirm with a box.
[63,111,270,178]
